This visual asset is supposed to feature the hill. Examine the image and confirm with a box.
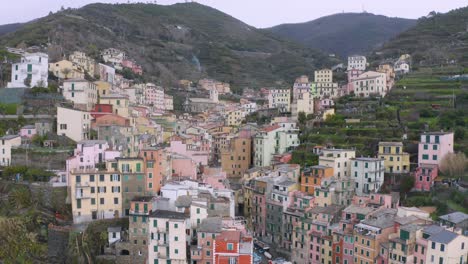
[267,13,416,58]
[0,23,23,36]
[0,3,333,90]
[373,7,468,66]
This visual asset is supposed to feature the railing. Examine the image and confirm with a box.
[129,210,149,216]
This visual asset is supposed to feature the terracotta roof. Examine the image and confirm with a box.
[261,124,280,132]
[216,230,241,242]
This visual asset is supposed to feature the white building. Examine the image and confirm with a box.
[351,157,385,195]
[8,52,48,88]
[148,210,190,264]
[353,71,387,98]
[422,225,468,264]
[57,106,92,142]
[395,61,410,74]
[319,149,356,179]
[101,48,126,69]
[347,55,367,71]
[253,124,299,167]
[98,63,115,84]
[241,101,257,114]
[267,88,290,112]
[164,95,174,111]
[144,83,165,111]
[0,135,21,166]
[62,79,98,111]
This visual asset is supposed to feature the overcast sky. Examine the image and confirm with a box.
[2,0,467,28]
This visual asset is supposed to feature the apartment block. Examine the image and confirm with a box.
[351,157,385,195]
[378,142,410,173]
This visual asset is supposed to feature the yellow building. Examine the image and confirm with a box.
[70,161,123,224]
[94,81,112,97]
[99,94,130,117]
[314,186,334,207]
[225,109,245,126]
[321,235,334,264]
[378,142,410,173]
[49,60,84,79]
[314,68,333,83]
[69,51,96,75]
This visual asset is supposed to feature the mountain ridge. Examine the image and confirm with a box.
[267,12,417,58]
[0,3,334,90]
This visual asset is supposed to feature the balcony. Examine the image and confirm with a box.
[129,210,149,216]
[76,182,91,188]
[75,192,91,199]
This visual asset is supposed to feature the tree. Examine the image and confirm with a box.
[61,68,72,79]
[400,175,415,199]
[439,152,467,178]
[298,111,306,126]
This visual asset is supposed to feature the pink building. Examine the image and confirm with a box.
[202,167,228,189]
[121,59,143,75]
[347,69,364,93]
[413,164,438,191]
[66,140,120,185]
[171,154,197,180]
[20,125,37,138]
[169,138,209,166]
[418,132,454,166]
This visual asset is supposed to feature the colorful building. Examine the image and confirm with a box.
[378,142,410,173]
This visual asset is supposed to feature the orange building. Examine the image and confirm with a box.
[213,230,253,264]
[220,136,252,178]
[300,165,333,195]
[139,147,170,195]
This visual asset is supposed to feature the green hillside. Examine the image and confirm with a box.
[267,13,416,58]
[374,7,468,66]
[0,3,333,90]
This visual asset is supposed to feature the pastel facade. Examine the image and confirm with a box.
[315,69,333,83]
[69,161,123,223]
[225,109,245,126]
[8,52,48,88]
[378,142,410,173]
[213,230,253,264]
[348,55,367,71]
[139,148,171,194]
[148,210,189,264]
[57,106,92,142]
[164,95,174,111]
[354,71,387,97]
[220,136,252,178]
[69,51,96,75]
[413,164,438,192]
[351,157,385,195]
[253,124,299,167]
[94,81,112,97]
[300,165,333,195]
[101,48,126,67]
[49,60,84,79]
[62,79,98,111]
[0,135,21,166]
[267,88,290,112]
[98,63,116,84]
[19,125,37,138]
[418,132,454,166]
[319,149,356,179]
[99,94,130,117]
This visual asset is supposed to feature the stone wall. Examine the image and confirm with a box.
[11,148,71,170]
[47,224,71,264]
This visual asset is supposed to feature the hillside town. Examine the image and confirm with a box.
[0,41,466,264]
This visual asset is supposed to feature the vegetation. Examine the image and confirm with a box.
[0,2,335,89]
[374,6,468,66]
[268,13,416,58]
[2,165,55,182]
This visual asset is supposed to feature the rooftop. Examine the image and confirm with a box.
[439,212,468,224]
[361,216,395,229]
[429,230,458,244]
[422,131,453,136]
[378,141,403,146]
[0,135,20,140]
[21,125,35,129]
[198,217,222,233]
[343,205,375,215]
[308,205,343,215]
[77,140,108,146]
[175,195,192,208]
[149,210,188,219]
[216,230,241,242]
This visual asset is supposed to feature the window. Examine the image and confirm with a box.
[431,242,436,249]
[422,154,429,160]
[100,174,105,181]
[227,243,234,250]
[91,198,95,205]
[175,249,178,254]
[174,223,178,228]
[206,250,211,256]
[433,145,437,150]
[440,244,444,252]
[432,155,437,160]
[424,145,428,150]
[90,175,95,182]
[175,236,178,241]
[114,198,119,204]
[100,198,104,204]
[76,199,81,209]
